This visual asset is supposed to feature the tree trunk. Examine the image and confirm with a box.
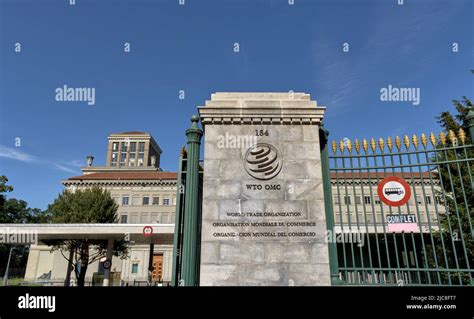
[77,241,90,287]
[77,266,88,287]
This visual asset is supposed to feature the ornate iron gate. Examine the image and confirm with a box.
[322,128,473,286]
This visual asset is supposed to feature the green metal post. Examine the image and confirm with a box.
[319,125,341,285]
[180,115,203,286]
[171,147,186,286]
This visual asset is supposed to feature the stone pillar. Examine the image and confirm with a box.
[198,92,330,286]
[102,239,114,287]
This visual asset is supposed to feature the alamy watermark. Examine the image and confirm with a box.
[18,293,55,313]
[55,85,95,106]
[217,132,257,149]
[0,228,38,245]
[326,229,365,247]
[380,85,420,106]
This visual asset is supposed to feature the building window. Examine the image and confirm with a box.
[113,196,120,205]
[163,198,170,206]
[435,196,442,205]
[343,196,351,205]
[170,213,175,223]
[151,213,159,223]
[129,152,135,166]
[120,152,127,166]
[112,142,119,151]
[425,196,432,205]
[364,196,371,205]
[130,142,136,152]
[375,197,381,205]
[161,213,168,223]
[131,263,138,274]
[122,196,129,206]
[140,213,148,223]
[111,152,118,166]
[130,213,138,224]
[138,153,144,166]
[121,141,128,152]
[355,196,361,205]
[120,214,128,224]
[172,197,177,205]
[152,197,160,205]
[138,142,145,167]
[334,196,339,205]
[142,197,149,205]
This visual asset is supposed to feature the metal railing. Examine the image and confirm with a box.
[322,129,473,286]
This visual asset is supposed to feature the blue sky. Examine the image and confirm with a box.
[0,0,472,210]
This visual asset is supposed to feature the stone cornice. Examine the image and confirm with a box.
[198,92,325,125]
[62,179,177,187]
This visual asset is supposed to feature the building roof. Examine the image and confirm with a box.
[111,131,149,135]
[329,172,435,179]
[67,171,177,181]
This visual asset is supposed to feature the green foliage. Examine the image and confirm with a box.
[0,175,13,194]
[0,176,49,277]
[43,187,127,286]
[0,175,13,214]
[429,97,474,285]
[48,187,118,223]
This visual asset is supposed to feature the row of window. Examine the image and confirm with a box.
[334,195,440,206]
[120,212,176,224]
[111,141,146,167]
[114,196,176,206]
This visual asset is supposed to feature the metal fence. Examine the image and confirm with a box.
[323,129,473,286]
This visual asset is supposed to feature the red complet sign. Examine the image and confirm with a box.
[377,176,411,207]
[142,226,153,237]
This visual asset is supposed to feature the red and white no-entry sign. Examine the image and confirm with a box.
[377,176,411,207]
[142,226,153,237]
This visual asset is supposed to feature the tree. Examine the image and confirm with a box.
[0,175,13,213]
[43,187,128,287]
[0,176,49,278]
[429,97,474,285]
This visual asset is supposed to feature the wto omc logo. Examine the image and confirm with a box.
[243,143,282,180]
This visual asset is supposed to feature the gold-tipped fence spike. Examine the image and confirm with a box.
[458,128,466,144]
[387,137,393,152]
[412,134,419,149]
[346,139,353,153]
[439,131,446,145]
[362,139,368,153]
[378,138,384,152]
[339,140,345,153]
[421,133,427,148]
[430,132,437,147]
[404,135,410,150]
[448,130,456,144]
[395,136,402,151]
[331,140,337,154]
[354,139,361,154]
[370,138,376,153]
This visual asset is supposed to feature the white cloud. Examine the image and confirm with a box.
[0,145,80,174]
[0,145,37,163]
[52,163,79,174]
[68,159,85,168]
